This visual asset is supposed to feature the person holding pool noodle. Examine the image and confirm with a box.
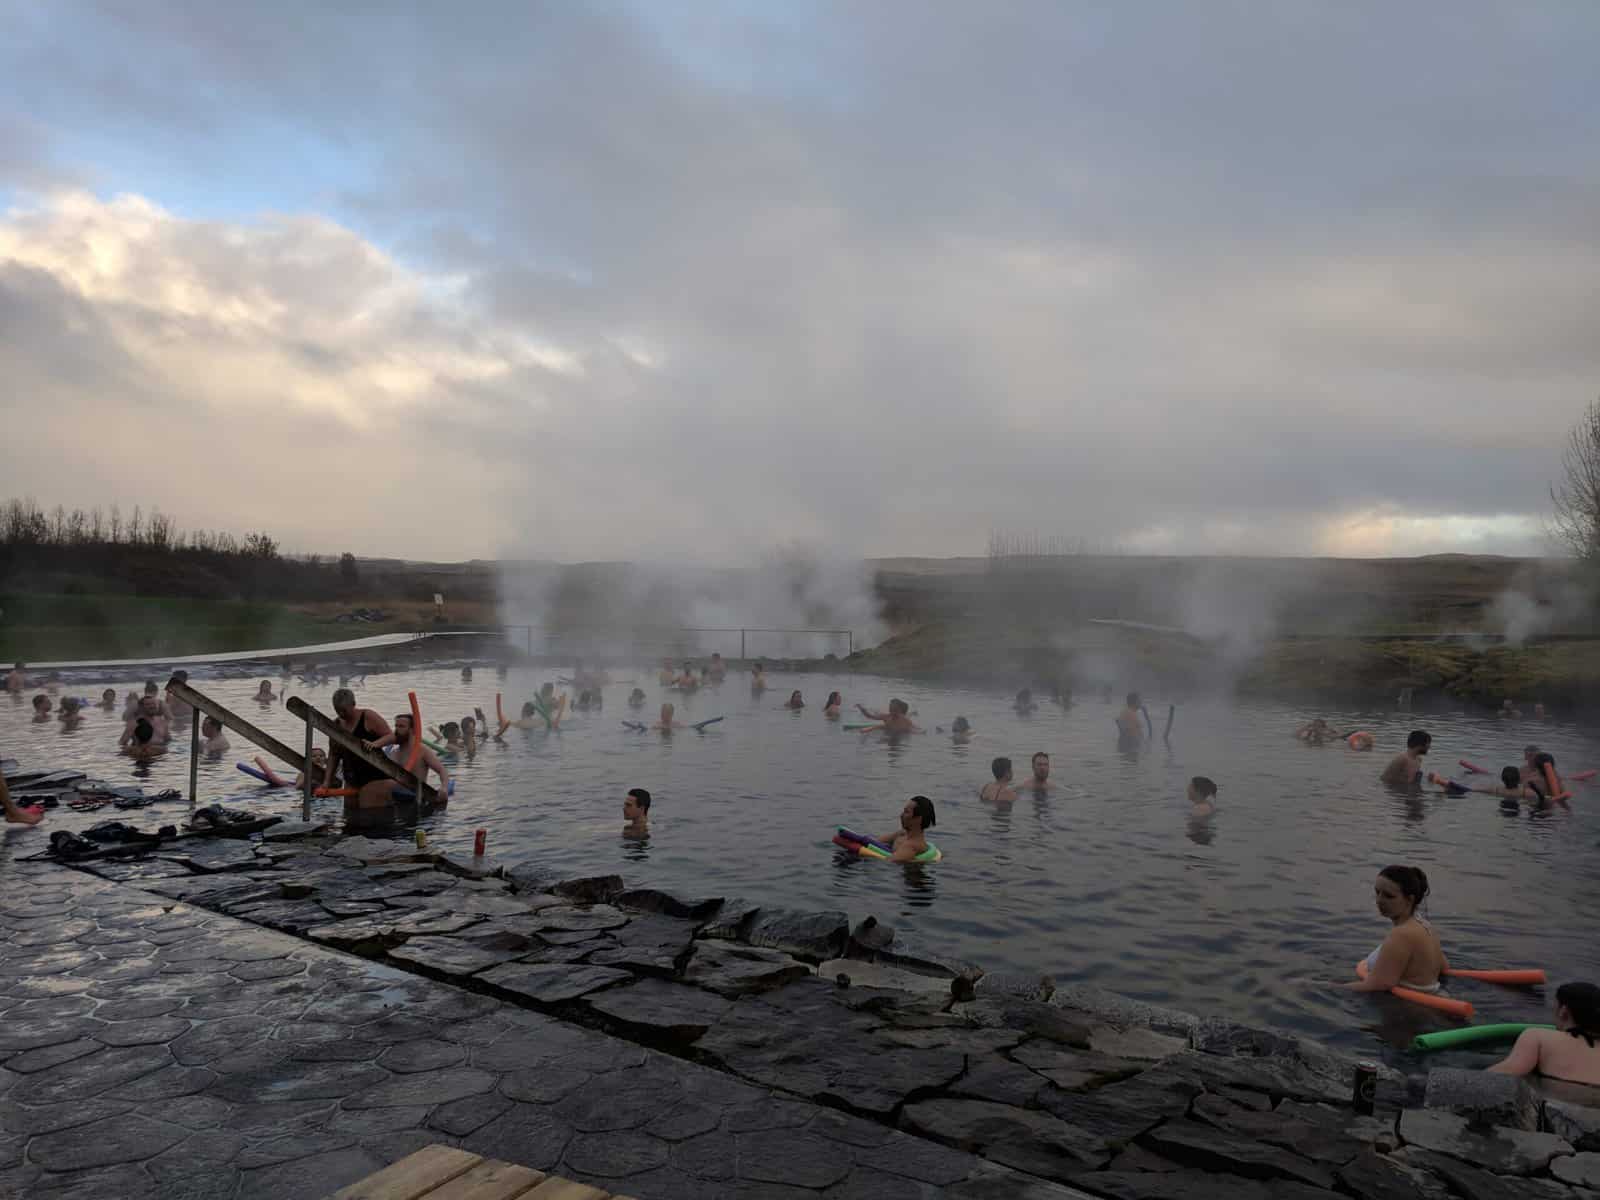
[1341,865,1453,1008]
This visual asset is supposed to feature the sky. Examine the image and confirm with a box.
[2,1,1598,562]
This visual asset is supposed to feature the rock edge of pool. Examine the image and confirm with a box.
[5,812,1598,1200]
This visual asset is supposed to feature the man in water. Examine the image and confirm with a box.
[708,653,727,682]
[199,716,229,754]
[4,662,25,693]
[623,787,651,837]
[879,795,936,862]
[1381,730,1431,786]
[856,698,921,734]
[121,695,169,747]
[1117,692,1152,742]
[123,718,164,762]
[1021,751,1052,791]
[980,757,1017,805]
[1188,775,1218,817]
[342,713,451,822]
[165,671,193,723]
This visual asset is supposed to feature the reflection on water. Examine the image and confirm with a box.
[4,668,1599,1065]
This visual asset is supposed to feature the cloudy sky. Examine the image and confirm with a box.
[2,2,1597,562]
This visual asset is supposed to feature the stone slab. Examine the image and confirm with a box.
[1399,1107,1572,1174]
[680,940,812,997]
[902,1097,1109,1181]
[478,961,631,1003]
[585,978,734,1043]
[1425,1066,1539,1130]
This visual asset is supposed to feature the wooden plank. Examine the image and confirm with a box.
[286,696,436,805]
[167,678,309,770]
[424,1160,547,1200]
[327,1144,482,1200]
[520,1179,609,1200]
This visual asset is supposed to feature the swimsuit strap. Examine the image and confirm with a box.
[1566,1027,1598,1049]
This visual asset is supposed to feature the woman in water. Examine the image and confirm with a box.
[654,702,686,733]
[1489,982,1600,1085]
[1343,864,1448,995]
[750,663,768,693]
[950,715,973,743]
[627,688,647,709]
[822,691,842,719]
[323,689,392,794]
[31,695,52,723]
[98,688,117,711]
[255,679,277,704]
[784,690,805,710]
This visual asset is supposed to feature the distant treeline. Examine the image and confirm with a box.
[0,496,488,604]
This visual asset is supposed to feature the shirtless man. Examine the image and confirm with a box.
[4,663,25,693]
[1116,692,1152,743]
[165,671,193,723]
[121,695,169,747]
[199,716,230,754]
[879,795,936,862]
[123,718,165,762]
[980,757,1018,805]
[708,653,727,682]
[56,698,84,731]
[1020,751,1052,792]
[142,680,170,718]
[1380,730,1431,787]
[750,663,768,692]
[622,787,651,837]
[856,698,921,735]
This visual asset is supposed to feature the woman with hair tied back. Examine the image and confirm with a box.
[1342,864,1448,994]
[1489,982,1600,1085]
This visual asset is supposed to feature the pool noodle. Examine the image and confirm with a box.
[691,716,724,731]
[236,762,282,785]
[1355,959,1473,1019]
[835,826,894,854]
[1460,759,1488,775]
[1443,968,1546,985]
[405,692,422,775]
[1541,761,1571,802]
[843,722,881,732]
[316,779,455,801]
[1571,769,1596,782]
[1412,1023,1554,1052]
[621,721,647,731]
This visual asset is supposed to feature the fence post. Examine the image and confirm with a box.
[848,630,853,657]
[188,709,200,806]
[302,720,314,823]
[524,626,531,658]
[740,629,746,660]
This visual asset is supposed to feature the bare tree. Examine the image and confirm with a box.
[1550,399,1600,560]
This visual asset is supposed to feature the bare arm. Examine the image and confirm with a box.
[1344,937,1409,991]
[857,704,889,720]
[421,747,450,798]
[1487,1028,1544,1076]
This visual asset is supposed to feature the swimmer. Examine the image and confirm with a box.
[1488,982,1600,1085]
[658,659,676,686]
[253,748,332,790]
[1014,688,1036,715]
[950,715,972,743]
[122,718,165,763]
[1020,751,1052,792]
[877,795,937,863]
[3,662,24,694]
[783,690,805,710]
[165,671,192,722]
[1341,865,1447,994]
[141,680,169,718]
[1380,730,1430,787]
[1427,765,1536,801]
[1116,692,1152,742]
[1528,751,1570,807]
[1187,775,1217,817]
[1534,702,1547,720]
[1295,718,1336,744]
[855,698,921,735]
[980,757,1017,805]
[31,694,52,723]
[1499,698,1522,719]
[255,679,277,704]
[193,716,228,754]
[460,716,482,754]
[622,786,651,837]
[750,662,768,692]
[574,690,596,712]
[461,666,473,683]
[538,682,568,725]
[56,697,84,731]
[121,695,169,747]
[1346,731,1375,752]
[708,653,727,681]
[653,703,686,733]
[98,688,117,711]
[823,691,842,719]
[346,713,450,820]
[676,662,699,690]
[627,688,647,709]
[2,772,44,825]
[434,721,465,751]
[496,702,544,735]
[324,689,392,794]
[121,690,140,719]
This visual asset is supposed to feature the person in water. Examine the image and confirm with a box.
[1527,751,1569,806]
[460,716,483,754]
[784,690,805,710]
[708,653,727,681]
[98,688,117,711]
[254,748,333,790]
[855,698,921,734]
[165,671,193,723]
[122,691,141,720]
[1116,692,1152,742]
[1296,718,1336,744]
[1489,982,1600,1085]
[1428,765,1536,801]
[1499,698,1522,719]
[31,694,52,723]
[1346,730,1375,751]
[1188,775,1218,817]
[950,715,972,743]
[1014,688,1036,715]
[2,772,44,826]
[4,662,25,693]
[1380,730,1431,786]
[622,786,651,837]
[123,718,164,763]
[56,697,84,731]
[120,695,169,747]
[495,701,544,735]
[675,662,699,690]
[878,795,936,862]
[627,688,647,708]
[822,691,842,719]
[1021,751,1052,791]
[199,716,229,754]
[255,679,277,704]
[1343,864,1447,994]
[538,682,568,725]
[344,713,450,821]
[654,702,686,732]
[750,663,768,692]
[461,666,473,683]
[658,659,676,686]
[324,689,392,794]
[980,757,1017,805]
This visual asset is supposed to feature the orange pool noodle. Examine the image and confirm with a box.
[1443,968,1546,986]
[1356,959,1474,1020]
[314,787,358,798]
[1542,761,1571,802]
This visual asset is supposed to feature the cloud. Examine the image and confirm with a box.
[2,3,1598,561]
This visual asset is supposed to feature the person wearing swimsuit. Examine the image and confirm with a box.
[1489,982,1600,1085]
[325,688,393,794]
[1343,864,1447,994]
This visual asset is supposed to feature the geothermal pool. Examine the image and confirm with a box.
[5,662,1598,1065]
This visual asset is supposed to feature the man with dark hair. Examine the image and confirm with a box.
[1188,775,1218,817]
[880,795,936,862]
[981,758,1017,805]
[623,787,651,836]
[1023,751,1052,792]
[1381,730,1431,786]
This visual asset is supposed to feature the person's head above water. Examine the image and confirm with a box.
[461,667,472,681]
[331,688,357,717]
[138,695,159,716]
[392,714,413,740]
[1189,776,1218,803]
[889,698,908,716]
[132,717,153,745]
[1029,752,1050,781]
[1524,744,1541,765]
[255,679,272,694]
[826,691,841,707]
[991,756,1012,782]
[1376,864,1430,921]
[1016,688,1032,704]
[629,688,646,703]
[1501,765,1522,789]
[900,795,936,833]
[144,680,159,697]
[31,694,50,713]
[1555,982,1600,1046]
[1406,730,1431,753]
[101,688,116,703]
[788,690,803,705]
[660,702,674,722]
[952,716,970,734]
[200,716,222,737]
[1126,691,1141,708]
[623,787,651,823]
[520,702,537,718]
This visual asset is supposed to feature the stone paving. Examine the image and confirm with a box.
[5,801,1600,1199]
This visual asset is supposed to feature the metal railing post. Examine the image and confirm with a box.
[740,629,746,660]
[302,720,314,823]
[188,708,200,807]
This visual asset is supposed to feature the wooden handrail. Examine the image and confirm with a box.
[166,678,309,770]
[285,696,436,806]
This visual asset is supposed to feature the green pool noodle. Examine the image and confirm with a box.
[1412,1023,1554,1052]
[843,722,879,731]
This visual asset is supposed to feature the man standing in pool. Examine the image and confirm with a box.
[1381,730,1431,787]
[879,795,936,862]
[1021,751,1052,792]
[980,758,1017,805]
[622,787,650,837]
